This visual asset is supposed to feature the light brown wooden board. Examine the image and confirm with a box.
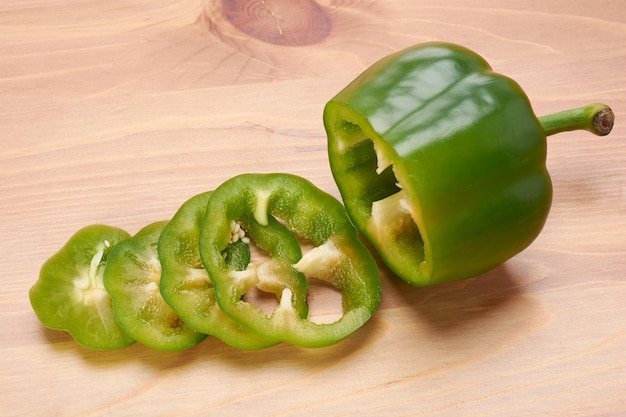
[2,1,626,415]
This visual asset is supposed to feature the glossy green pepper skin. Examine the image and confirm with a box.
[324,42,614,286]
[199,173,381,348]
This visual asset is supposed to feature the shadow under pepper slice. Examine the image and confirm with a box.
[198,173,381,348]
[103,221,207,351]
[29,225,135,350]
[323,41,614,286]
[158,191,279,350]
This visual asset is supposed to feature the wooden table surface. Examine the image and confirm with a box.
[2,1,625,416]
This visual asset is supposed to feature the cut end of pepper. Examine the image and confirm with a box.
[324,106,431,285]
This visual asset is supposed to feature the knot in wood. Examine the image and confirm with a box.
[220,0,331,46]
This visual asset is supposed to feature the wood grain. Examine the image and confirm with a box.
[2,1,626,416]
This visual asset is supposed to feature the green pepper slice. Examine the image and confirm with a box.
[103,221,207,351]
[199,173,381,348]
[324,41,614,286]
[29,225,135,350]
[158,191,279,350]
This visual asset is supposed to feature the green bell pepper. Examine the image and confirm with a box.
[103,221,207,351]
[158,191,279,350]
[323,42,614,286]
[29,225,135,350]
[198,173,381,348]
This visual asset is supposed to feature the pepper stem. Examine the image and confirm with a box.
[538,103,614,137]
